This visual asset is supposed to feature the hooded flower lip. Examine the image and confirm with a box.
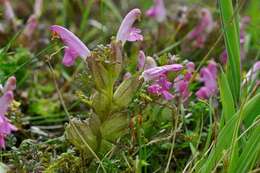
[146,0,167,23]
[142,64,183,81]
[116,8,143,44]
[50,25,91,66]
[23,15,38,38]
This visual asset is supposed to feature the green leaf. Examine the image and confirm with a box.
[218,69,236,123]
[198,93,260,172]
[113,75,140,110]
[234,123,260,173]
[219,0,241,104]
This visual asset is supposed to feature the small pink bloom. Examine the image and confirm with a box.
[220,50,228,64]
[186,62,195,72]
[123,72,132,80]
[187,8,214,48]
[0,77,17,149]
[148,83,161,95]
[116,8,143,44]
[23,15,38,38]
[142,64,183,81]
[50,25,91,66]
[0,91,17,149]
[175,80,189,100]
[146,0,167,23]
[161,90,174,100]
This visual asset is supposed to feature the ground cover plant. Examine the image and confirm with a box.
[0,0,260,172]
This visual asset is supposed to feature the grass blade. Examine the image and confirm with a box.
[198,93,260,172]
[219,0,241,104]
[218,68,236,123]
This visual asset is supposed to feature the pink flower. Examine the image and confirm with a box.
[50,25,91,66]
[23,15,38,38]
[196,61,218,100]
[146,0,167,23]
[116,8,143,44]
[0,76,17,149]
[187,8,214,48]
[142,64,183,81]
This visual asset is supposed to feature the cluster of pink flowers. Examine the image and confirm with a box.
[0,76,17,149]
[146,0,167,23]
[50,8,143,67]
[187,8,214,48]
[141,59,197,101]
[196,61,218,100]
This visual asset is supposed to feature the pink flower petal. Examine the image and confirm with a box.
[127,27,143,42]
[161,90,174,100]
[62,47,79,67]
